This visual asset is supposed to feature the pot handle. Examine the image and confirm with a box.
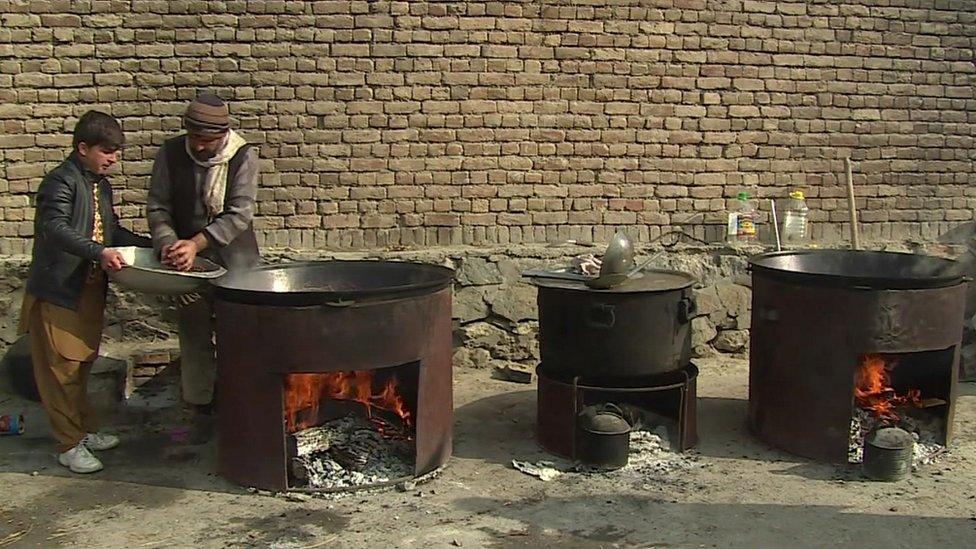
[678,296,697,323]
[600,402,627,418]
[584,303,616,329]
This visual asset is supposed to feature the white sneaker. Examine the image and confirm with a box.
[82,432,120,451]
[58,444,103,474]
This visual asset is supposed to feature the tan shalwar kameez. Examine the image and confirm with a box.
[19,182,107,452]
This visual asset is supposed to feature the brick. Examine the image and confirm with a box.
[0,2,969,252]
[1,14,42,27]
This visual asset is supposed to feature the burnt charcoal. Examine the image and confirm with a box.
[897,415,919,434]
[289,414,413,490]
[331,441,371,471]
[392,441,414,461]
[290,457,309,482]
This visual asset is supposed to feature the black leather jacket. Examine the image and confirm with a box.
[25,153,150,310]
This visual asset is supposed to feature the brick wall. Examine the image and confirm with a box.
[0,0,974,253]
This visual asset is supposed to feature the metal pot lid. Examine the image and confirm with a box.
[866,427,914,450]
[532,269,695,293]
[582,412,631,435]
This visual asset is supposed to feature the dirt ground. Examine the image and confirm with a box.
[1,357,975,548]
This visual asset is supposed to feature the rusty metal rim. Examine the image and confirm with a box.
[211,260,455,306]
[287,474,413,494]
[538,363,698,390]
[286,464,445,494]
[748,249,962,290]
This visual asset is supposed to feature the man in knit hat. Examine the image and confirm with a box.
[147,94,260,434]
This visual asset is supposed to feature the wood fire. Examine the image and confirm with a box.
[854,354,921,422]
[285,371,413,434]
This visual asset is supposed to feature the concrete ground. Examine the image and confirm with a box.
[1,357,975,548]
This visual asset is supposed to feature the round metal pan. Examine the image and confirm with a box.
[211,260,455,306]
[748,249,963,289]
[108,246,226,295]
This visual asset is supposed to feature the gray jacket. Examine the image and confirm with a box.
[147,135,260,271]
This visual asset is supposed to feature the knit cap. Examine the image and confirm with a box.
[184,93,230,134]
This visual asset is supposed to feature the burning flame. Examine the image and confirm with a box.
[284,371,412,434]
[854,354,921,422]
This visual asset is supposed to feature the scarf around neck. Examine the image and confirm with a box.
[186,129,247,218]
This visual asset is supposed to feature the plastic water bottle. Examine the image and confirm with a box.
[727,192,758,244]
[782,190,809,246]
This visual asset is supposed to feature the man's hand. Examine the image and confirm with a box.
[99,248,126,272]
[160,243,174,264]
[163,239,199,272]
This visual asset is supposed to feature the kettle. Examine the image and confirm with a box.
[575,403,631,470]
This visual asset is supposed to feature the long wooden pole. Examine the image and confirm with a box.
[770,199,782,251]
[845,157,860,250]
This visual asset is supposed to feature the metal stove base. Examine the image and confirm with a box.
[536,363,698,460]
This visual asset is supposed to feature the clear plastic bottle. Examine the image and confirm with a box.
[727,192,758,244]
[782,190,809,246]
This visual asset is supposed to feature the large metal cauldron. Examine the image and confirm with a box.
[212,260,454,306]
[748,249,962,289]
[748,249,964,463]
[210,260,455,491]
[535,270,696,381]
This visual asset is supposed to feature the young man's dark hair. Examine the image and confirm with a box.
[71,110,125,151]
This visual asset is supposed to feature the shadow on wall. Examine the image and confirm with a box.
[937,221,976,246]
[453,494,976,548]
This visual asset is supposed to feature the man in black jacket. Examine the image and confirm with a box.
[19,111,149,473]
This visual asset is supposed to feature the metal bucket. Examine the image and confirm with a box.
[863,427,914,481]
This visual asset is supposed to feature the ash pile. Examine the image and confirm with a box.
[848,408,947,468]
[515,426,698,483]
[291,415,413,490]
[625,428,697,476]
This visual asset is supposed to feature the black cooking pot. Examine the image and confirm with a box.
[576,403,631,470]
[535,269,696,380]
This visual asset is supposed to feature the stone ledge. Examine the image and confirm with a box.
[0,240,965,373]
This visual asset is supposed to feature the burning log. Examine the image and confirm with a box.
[854,355,922,421]
[292,426,335,458]
[284,371,413,434]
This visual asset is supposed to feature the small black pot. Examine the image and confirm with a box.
[576,403,631,470]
